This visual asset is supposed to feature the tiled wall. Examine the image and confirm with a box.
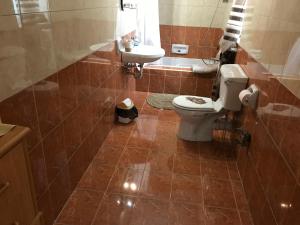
[136,68,214,97]
[159,0,233,28]
[0,42,134,225]
[240,0,300,97]
[236,48,300,225]
[0,1,138,224]
[160,25,223,59]
[0,0,137,102]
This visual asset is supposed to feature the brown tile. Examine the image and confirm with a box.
[119,147,150,170]
[203,177,236,209]
[43,125,68,182]
[160,25,172,44]
[259,203,277,225]
[267,156,297,224]
[198,27,212,47]
[282,186,300,225]
[232,181,250,211]
[199,141,233,161]
[243,162,267,225]
[0,86,41,150]
[34,73,62,137]
[140,102,160,116]
[93,193,138,225]
[250,122,280,192]
[195,77,213,97]
[75,60,91,101]
[151,135,178,154]
[166,70,182,77]
[107,168,144,196]
[149,74,165,93]
[213,28,224,47]
[29,143,48,198]
[161,43,172,56]
[62,109,82,158]
[38,190,55,225]
[136,73,149,92]
[104,126,132,147]
[205,207,241,225]
[158,109,180,123]
[169,202,205,225]
[171,26,186,44]
[78,161,115,191]
[68,139,90,188]
[58,64,78,117]
[186,46,199,58]
[140,171,172,200]
[174,154,201,176]
[266,83,295,147]
[227,161,241,180]
[49,166,72,215]
[171,174,203,203]
[89,61,109,88]
[77,101,93,140]
[146,150,174,173]
[185,27,200,46]
[280,99,300,182]
[180,76,197,95]
[239,211,254,225]
[134,198,169,225]
[56,189,103,225]
[164,76,180,94]
[197,47,215,59]
[95,144,124,166]
[201,159,230,180]
[127,128,153,149]
[149,68,166,76]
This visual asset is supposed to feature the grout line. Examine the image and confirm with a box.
[227,162,243,225]
[90,99,146,225]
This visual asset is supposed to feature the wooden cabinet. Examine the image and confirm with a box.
[0,126,43,225]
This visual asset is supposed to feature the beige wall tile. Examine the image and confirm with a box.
[158,0,232,28]
[0,3,123,102]
[50,7,117,71]
[0,15,27,101]
[0,0,19,16]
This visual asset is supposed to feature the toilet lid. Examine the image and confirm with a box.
[173,96,215,111]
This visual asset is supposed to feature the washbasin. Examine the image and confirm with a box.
[120,44,165,64]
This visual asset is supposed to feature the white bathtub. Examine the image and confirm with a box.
[146,57,217,69]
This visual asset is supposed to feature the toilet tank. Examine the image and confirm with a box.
[219,64,249,111]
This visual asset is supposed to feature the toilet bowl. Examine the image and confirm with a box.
[173,96,224,141]
[172,64,249,142]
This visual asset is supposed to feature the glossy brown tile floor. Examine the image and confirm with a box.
[54,91,254,225]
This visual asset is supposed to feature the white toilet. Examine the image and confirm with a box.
[172,64,248,142]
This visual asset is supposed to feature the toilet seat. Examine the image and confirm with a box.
[173,96,215,112]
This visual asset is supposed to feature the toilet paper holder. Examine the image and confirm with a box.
[239,84,259,109]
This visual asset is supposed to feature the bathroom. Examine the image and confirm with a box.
[0,0,299,225]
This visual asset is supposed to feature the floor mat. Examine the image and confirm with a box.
[146,93,178,110]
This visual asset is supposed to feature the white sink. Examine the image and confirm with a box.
[120,44,165,64]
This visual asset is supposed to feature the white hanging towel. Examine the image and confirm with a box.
[136,0,161,48]
[218,4,246,55]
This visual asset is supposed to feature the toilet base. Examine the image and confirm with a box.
[177,118,214,142]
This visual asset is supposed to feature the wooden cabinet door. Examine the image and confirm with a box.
[0,143,36,225]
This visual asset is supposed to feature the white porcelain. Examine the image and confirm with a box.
[173,98,223,142]
[173,64,249,142]
[219,64,249,111]
[120,44,165,64]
